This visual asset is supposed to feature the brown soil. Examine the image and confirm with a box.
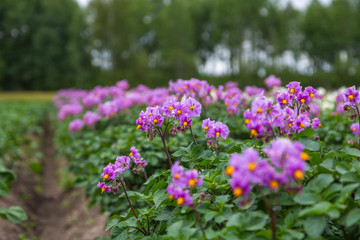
[0,121,108,240]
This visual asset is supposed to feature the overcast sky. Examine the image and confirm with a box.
[76,0,332,9]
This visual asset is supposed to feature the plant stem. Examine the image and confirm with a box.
[193,208,207,239]
[143,168,148,181]
[189,126,198,145]
[356,106,360,152]
[160,133,173,167]
[340,225,349,240]
[120,177,138,218]
[120,177,149,235]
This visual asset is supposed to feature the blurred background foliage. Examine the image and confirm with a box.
[0,0,359,90]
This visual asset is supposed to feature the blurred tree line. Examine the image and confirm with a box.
[0,0,359,90]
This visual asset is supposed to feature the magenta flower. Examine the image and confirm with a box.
[247,121,264,138]
[304,86,317,99]
[297,92,310,105]
[264,75,282,88]
[311,118,322,129]
[83,111,100,126]
[277,91,291,108]
[229,174,252,197]
[130,146,146,166]
[167,185,193,206]
[171,162,185,187]
[183,170,203,187]
[183,97,202,117]
[115,156,131,174]
[286,81,302,97]
[69,119,84,132]
[350,123,360,136]
[179,115,193,128]
[343,86,359,106]
[294,114,311,133]
[208,122,230,139]
[202,118,215,132]
[101,163,117,180]
[150,113,164,127]
[162,98,177,117]
[97,182,111,193]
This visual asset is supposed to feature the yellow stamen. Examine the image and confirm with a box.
[270,180,279,189]
[104,174,109,180]
[148,112,152,116]
[169,106,173,111]
[301,152,310,161]
[294,170,303,180]
[233,187,243,197]
[318,123,322,127]
[129,152,133,157]
[282,99,287,105]
[288,123,292,127]
[189,179,197,187]
[300,123,305,128]
[257,108,262,113]
[353,127,357,132]
[225,102,229,106]
[137,124,141,129]
[183,121,188,126]
[349,94,354,100]
[290,88,295,94]
[225,166,234,176]
[175,173,180,179]
[101,187,106,193]
[177,110,182,115]
[177,197,184,205]
[154,119,158,124]
[205,126,209,131]
[216,132,220,137]
[197,85,201,88]
[250,129,257,137]
[169,195,174,200]
[310,93,314,98]
[233,102,238,106]
[248,162,257,171]
[245,119,250,125]
[190,105,195,111]
[300,98,305,104]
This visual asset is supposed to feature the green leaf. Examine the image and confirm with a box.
[340,172,360,183]
[244,211,268,231]
[299,137,321,151]
[167,220,183,238]
[106,215,120,231]
[343,148,360,158]
[0,206,27,224]
[190,145,204,159]
[293,192,321,205]
[304,215,327,238]
[299,201,332,217]
[345,208,360,227]
[153,189,168,208]
[307,174,334,193]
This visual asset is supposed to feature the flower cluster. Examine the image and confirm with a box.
[136,96,202,139]
[343,86,360,107]
[350,123,360,136]
[264,75,282,89]
[97,146,146,193]
[202,119,229,150]
[69,119,84,132]
[169,78,214,104]
[244,83,322,139]
[226,138,308,199]
[129,146,147,174]
[167,162,203,206]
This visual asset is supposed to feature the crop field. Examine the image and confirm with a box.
[1,79,360,240]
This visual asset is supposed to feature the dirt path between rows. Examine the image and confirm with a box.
[0,120,108,240]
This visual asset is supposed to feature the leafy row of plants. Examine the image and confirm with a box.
[53,78,360,239]
[0,101,49,224]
